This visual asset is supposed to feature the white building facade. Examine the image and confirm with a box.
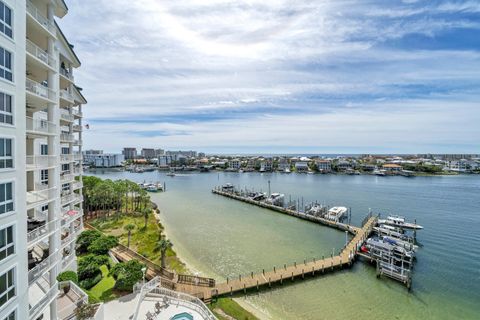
[0,1,88,319]
[83,153,124,168]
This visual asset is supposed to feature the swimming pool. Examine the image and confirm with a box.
[170,312,193,320]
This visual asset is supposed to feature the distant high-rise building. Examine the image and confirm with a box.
[123,147,137,159]
[155,148,165,157]
[141,148,156,159]
[166,150,197,158]
[83,149,103,155]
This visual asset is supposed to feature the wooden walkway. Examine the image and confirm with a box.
[175,215,377,301]
[85,213,378,302]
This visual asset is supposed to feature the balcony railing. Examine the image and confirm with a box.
[60,67,74,82]
[57,281,89,319]
[27,187,56,208]
[26,155,57,170]
[73,124,82,132]
[60,110,75,122]
[61,227,82,247]
[60,154,74,163]
[61,192,83,206]
[29,281,58,320]
[28,251,58,285]
[26,116,56,135]
[27,219,57,246]
[72,181,83,190]
[26,0,56,35]
[62,208,83,226]
[74,153,82,161]
[72,109,83,118]
[61,253,75,270]
[26,39,56,68]
[26,78,56,101]
[60,133,77,143]
[60,89,74,102]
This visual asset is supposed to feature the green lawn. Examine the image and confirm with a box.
[87,265,118,302]
[89,212,187,273]
[209,298,259,320]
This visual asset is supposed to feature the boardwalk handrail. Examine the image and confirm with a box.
[114,243,175,280]
[177,274,216,287]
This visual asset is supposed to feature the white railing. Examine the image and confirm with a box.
[26,78,56,101]
[133,277,217,320]
[26,116,56,135]
[60,89,74,102]
[27,219,57,246]
[26,155,56,170]
[60,154,74,163]
[73,181,83,190]
[62,208,83,227]
[61,253,75,270]
[61,172,75,183]
[61,192,83,206]
[29,282,58,320]
[27,187,56,207]
[92,303,105,320]
[74,153,83,161]
[60,133,76,143]
[60,110,75,122]
[26,0,56,35]
[73,124,82,131]
[61,227,81,247]
[28,251,58,285]
[57,281,89,319]
[60,67,74,82]
[72,109,83,118]
[26,39,56,68]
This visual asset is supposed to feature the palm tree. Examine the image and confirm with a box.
[143,208,149,230]
[156,237,173,269]
[124,224,135,248]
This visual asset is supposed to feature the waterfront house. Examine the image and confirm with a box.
[382,163,403,174]
[316,159,332,173]
[295,161,309,173]
[278,157,290,171]
[336,160,353,171]
[228,159,241,170]
[260,160,273,172]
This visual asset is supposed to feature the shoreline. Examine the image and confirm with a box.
[152,199,268,320]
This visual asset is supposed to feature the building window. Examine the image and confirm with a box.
[62,147,70,155]
[0,225,14,262]
[2,309,15,320]
[40,144,48,156]
[62,163,69,173]
[0,2,12,39]
[0,138,12,168]
[0,47,12,81]
[0,268,15,308]
[40,169,48,185]
[0,182,13,215]
[0,92,12,125]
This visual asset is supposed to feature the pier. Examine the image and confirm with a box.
[212,188,358,234]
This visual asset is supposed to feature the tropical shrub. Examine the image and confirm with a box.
[79,273,102,289]
[87,235,119,255]
[76,230,102,254]
[110,260,145,291]
[78,254,109,280]
[57,271,78,284]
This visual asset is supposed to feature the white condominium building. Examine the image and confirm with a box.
[0,1,87,320]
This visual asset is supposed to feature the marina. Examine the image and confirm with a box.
[87,170,480,319]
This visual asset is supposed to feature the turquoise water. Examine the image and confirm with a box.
[170,312,194,320]
[88,170,480,319]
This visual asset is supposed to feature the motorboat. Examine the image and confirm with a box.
[378,215,423,230]
[373,169,386,176]
[221,183,234,192]
[265,193,285,206]
[249,192,266,201]
[305,203,326,216]
[325,206,348,222]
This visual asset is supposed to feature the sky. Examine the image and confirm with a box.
[58,0,480,154]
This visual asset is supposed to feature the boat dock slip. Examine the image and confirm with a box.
[212,188,359,234]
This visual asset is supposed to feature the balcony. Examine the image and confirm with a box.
[26,39,56,69]
[26,0,56,36]
[60,109,75,122]
[27,219,57,247]
[62,208,83,226]
[28,251,58,286]
[29,282,58,320]
[26,155,57,171]
[26,116,56,136]
[60,67,74,82]
[57,281,89,320]
[61,252,76,270]
[61,227,82,248]
[26,78,56,102]
[72,180,83,190]
[27,187,56,209]
[60,133,78,144]
[60,89,74,103]
[60,154,74,163]
[61,192,83,206]
[72,109,83,118]
[73,124,82,132]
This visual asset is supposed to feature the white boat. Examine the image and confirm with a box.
[378,215,423,230]
[265,193,284,206]
[305,204,326,216]
[238,169,244,173]
[221,183,234,192]
[284,168,291,173]
[325,206,348,222]
[373,169,386,176]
